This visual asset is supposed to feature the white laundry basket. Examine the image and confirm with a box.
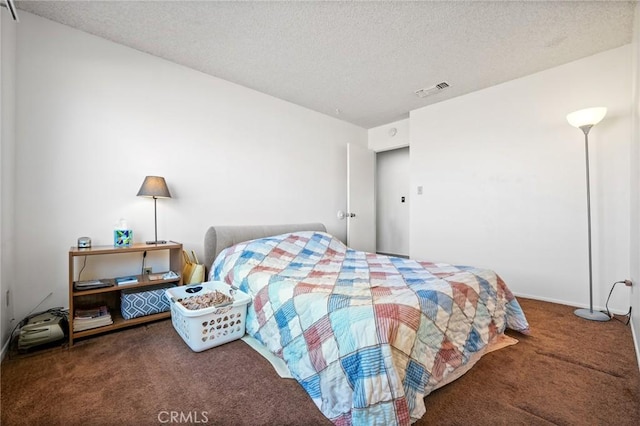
[165,281,251,352]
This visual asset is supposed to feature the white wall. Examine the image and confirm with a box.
[1,9,17,354]
[9,13,366,328]
[368,118,409,152]
[630,2,640,365]
[410,45,632,314]
[376,147,410,256]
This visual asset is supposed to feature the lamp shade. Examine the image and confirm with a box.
[136,176,171,198]
[566,107,607,128]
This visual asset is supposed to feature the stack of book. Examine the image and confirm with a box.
[73,305,113,332]
[115,275,138,286]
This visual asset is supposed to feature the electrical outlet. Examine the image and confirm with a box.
[624,279,632,287]
[143,267,152,275]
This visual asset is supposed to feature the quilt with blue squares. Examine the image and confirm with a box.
[211,231,529,426]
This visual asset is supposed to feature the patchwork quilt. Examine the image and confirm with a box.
[211,231,529,425]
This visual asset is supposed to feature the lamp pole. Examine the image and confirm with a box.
[581,125,595,315]
[153,196,158,244]
[566,107,608,321]
[570,115,609,322]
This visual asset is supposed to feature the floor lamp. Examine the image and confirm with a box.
[566,107,610,322]
[137,176,172,245]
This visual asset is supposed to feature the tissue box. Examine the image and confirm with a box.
[114,229,133,247]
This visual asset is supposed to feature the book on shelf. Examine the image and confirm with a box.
[115,275,138,285]
[73,305,113,332]
[75,305,110,318]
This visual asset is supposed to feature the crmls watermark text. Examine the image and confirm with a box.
[157,411,209,424]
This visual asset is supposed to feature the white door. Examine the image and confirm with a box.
[347,143,376,252]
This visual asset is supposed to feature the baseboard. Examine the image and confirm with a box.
[1,336,11,362]
[631,320,640,372]
[513,292,630,316]
[513,292,572,306]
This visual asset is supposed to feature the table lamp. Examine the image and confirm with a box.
[137,176,172,244]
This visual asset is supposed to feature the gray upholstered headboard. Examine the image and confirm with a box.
[204,223,327,275]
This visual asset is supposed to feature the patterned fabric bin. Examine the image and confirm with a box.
[121,284,176,320]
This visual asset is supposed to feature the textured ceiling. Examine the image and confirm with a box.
[15,0,636,129]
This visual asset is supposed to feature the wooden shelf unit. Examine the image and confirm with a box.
[68,241,183,346]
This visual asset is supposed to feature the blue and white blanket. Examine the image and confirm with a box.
[212,231,529,425]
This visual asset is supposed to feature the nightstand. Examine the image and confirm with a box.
[68,242,183,346]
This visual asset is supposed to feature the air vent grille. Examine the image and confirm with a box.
[415,81,450,98]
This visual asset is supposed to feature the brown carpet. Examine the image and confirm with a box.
[1,298,638,426]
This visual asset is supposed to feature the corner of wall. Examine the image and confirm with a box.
[1,8,18,358]
[630,0,640,370]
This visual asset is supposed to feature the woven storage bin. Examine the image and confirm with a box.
[121,284,176,320]
[165,281,251,352]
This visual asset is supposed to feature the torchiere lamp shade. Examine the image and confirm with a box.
[566,107,607,129]
[137,176,172,199]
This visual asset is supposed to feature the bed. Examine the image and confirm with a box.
[204,223,530,426]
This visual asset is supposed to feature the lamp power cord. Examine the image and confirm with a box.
[603,280,632,325]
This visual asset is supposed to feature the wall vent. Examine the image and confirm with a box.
[415,81,450,98]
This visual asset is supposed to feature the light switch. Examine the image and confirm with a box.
[417,186,423,195]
